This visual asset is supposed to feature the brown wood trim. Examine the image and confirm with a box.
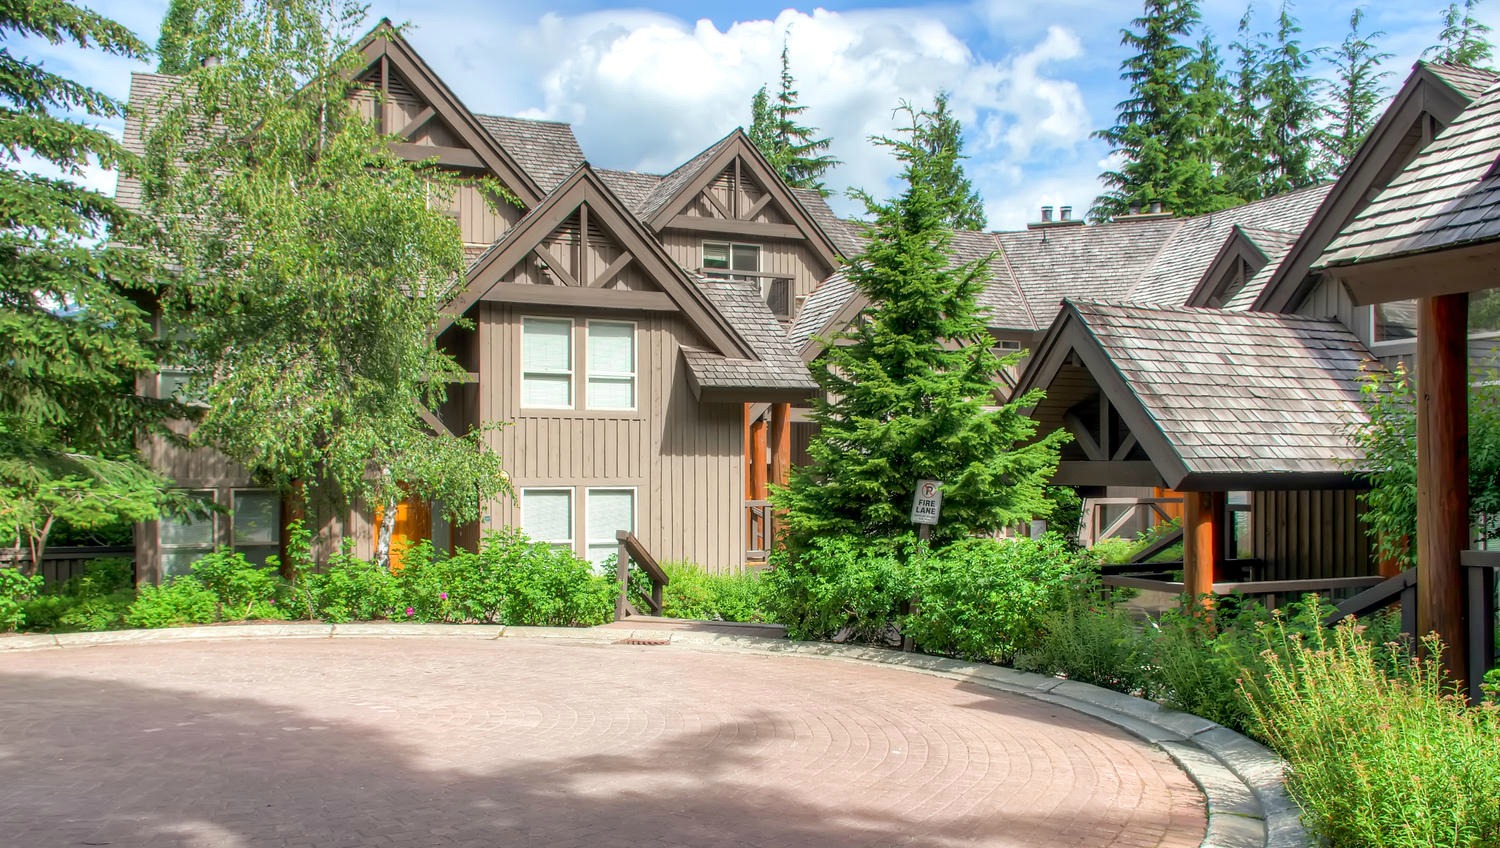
[701,186,732,220]
[398,105,436,139]
[744,192,773,221]
[696,385,816,404]
[531,245,580,287]
[391,142,483,169]
[666,214,803,239]
[589,252,633,288]
[1417,292,1470,681]
[770,403,791,488]
[1052,460,1163,488]
[1329,241,1500,305]
[480,284,676,311]
[748,418,767,501]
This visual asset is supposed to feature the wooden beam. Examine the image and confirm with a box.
[1417,293,1469,681]
[391,142,483,169]
[665,214,803,240]
[732,156,741,219]
[1334,241,1500,306]
[1052,461,1163,488]
[589,252,633,288]
[1111,433,1139,461]
[1063,411,1105,460]
[744,405,753,499]
[377,55,388,133]
[532,246,581,287]
[480,285,676,312]
[1182,491,1224,610]
[770,402,791,488]
[743,192,773,221]
[577,204,590,286]
[398,105,436,139]
[749,417,768,501]
[701,186,732,220]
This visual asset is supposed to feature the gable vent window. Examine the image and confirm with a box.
[764,278,791,320]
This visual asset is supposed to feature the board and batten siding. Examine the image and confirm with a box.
[477,302,747,571]
[659,232,828,310]
[1250,489,1375,582]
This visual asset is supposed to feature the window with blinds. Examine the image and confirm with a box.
[587,321,636,410]
[159,490,216,578]
[521,489,573,549]
[521,317,573,408]
[587,488,635,568]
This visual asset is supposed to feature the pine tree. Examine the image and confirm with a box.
[1184,32,1237,200]
[774,108,1066,550]
[1322,8,1391,173]
[1257,1,1324,195]
[156,0,243,73]
[911,92,986,231]
[1221,6,1265,200]
[1092,0,1230,220]
[1427,0,1494,66]
[747,40,839,194]
[141,3,509,566]
[0,0,179,569]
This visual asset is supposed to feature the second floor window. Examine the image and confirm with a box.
[587,321,636,411]
[703,241,760,280]
[521,317,573,408]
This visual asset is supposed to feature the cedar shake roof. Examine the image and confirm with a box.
[788,269,856,352]
[1125,184,1331,305]
[115,72,180,213]
[685,278,817,396]
[997,217,1180,321]
[1225,227,1301,310]
[1026,301,1376,488]
[1319,80,1500,268]
[1426,61,1500,100]
[634,132,739,223]
[596,168,663,214]
[792,187,865,256]
[472,114,583,192]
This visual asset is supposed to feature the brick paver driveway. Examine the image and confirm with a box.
[0,637,1205,847]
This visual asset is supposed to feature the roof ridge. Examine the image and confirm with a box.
[1070,298,1354,328]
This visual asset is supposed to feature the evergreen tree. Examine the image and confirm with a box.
[774,108,1066,550]
[1,0,179,569]
[1322,9,1391,173]
[747,40,839,194]
[1092,0,1230,220]
[910,92,986,231]
[141,2,509,566]
[1184,32,1235,194]
[1221,7,1265,200]
[1427,0,1494,66]
[1256,1,1323,195]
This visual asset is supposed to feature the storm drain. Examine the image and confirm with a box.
[617,637,671,646]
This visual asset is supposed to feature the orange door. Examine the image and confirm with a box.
[376,494,431,571]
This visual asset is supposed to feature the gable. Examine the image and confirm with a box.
[1186,226,1270,308]
[440,166,756,361]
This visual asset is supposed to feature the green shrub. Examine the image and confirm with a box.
[1149,607,1255,730]
[761,534,914,642]
[636,561,764,622]
[189,549,288,621]
[125,576,220,628]
[1,568,43,630]
[478,530,614,626]
[301,552,398,623]
[61,557,133,598]
[1087,536,1137,565]
[905,535,1087,663]
[1245,623,1500,848]
[1017,579,1153,694]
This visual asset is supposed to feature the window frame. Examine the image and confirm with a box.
[158,488,217,579]
[585,319,638,412]
[520,487,575,549]
[230,488,281,567]
[520,316,575,410]
[585,486,636,568]
[701,241,762,279]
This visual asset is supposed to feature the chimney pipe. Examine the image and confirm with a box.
[1149,201,1163,214]
[1041,205,1053,222]
[1060,206,1072,221]
[1128,203,1141,216]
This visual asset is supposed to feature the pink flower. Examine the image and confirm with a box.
[439,592,448,601]
[405,607,415,617]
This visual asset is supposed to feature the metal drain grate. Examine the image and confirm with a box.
[617,637,670,646]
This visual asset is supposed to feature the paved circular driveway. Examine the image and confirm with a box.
[0,637,1205,848]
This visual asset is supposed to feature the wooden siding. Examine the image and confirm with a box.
[660,232,827,311]
[1296,276,1365,344]
[478,302,747,571]
[503,210,654,291]
[1250,489,1375,581]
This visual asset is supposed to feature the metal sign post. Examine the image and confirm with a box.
[906,480,942,650]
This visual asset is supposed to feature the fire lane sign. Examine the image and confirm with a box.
[910,479,942,525]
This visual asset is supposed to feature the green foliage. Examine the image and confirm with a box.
[776,106,1066,549]
[302,551,398,623]
[188,549,286,620]
[904,536,1085,663]
[126,576,220,628]
[1321,9,1392,173]
[140,4,510,566]
[908,92,986,230]
[761,534,915,642]
[1245,624,1500,848]
[155,0,238,74]
[0,568,44,630]
[477,530,615,627]
[1428,0,1494,67]
[1016,580,1153,694]
[16,557,132,631]
[747,40,839,193]
[1255,2,1325,195]
[633,562,766,623]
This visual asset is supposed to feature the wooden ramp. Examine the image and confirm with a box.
[595,616,787,640]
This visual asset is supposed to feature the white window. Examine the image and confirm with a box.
[703,241,760,280]
[521,488,574,549]
[521,317,573,408]
[159,489,216,578]
[232,490,280,567]
[587,321,636,410]
[587,488,635,568]
[157,316,204,404]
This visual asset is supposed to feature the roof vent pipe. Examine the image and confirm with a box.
[1041,205,1053,222]
[1060,206,1072,221]
[1149,201,1164,214]
[1128,203,1141,216]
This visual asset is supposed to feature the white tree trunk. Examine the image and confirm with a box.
[374,495,397,570]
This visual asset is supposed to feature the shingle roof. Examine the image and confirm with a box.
[634,132,739,223]
[472,114,583,192]
[998,218,1181,321]
[791,187,864,257]
[1425,61,1500,101]
[787,269,857,352]
[1126,184,1331,305]
[1224,227,1301,310]
[1068,301,1375,480]
[1319,80,1500,268]
[685,278,817,393]
[115,73,181,213]
[596,169,663,215]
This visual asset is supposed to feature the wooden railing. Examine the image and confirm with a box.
[1102,574,1387,610]
[746,500,774,563]
[0,546,134,585]
[1079,497,1181,547]
[614,531,670,621]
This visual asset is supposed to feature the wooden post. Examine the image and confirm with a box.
[749,416,768,501]
[1417,293,1469,681]
[770,403,791,488]
[615,535,630,622]
[1182,491,1224,609]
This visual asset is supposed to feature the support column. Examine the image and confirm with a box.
[770,403,791,488]
[1417,293,1469,681]
[1182,491,1225,609]
[749,416,768,501]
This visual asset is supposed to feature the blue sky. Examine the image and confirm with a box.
[16,0,1488,229]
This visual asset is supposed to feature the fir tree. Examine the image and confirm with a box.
[910,92,986,231]
[1184,32,1236,199]
[1256,1,1323,195]
[1322,8,1391,173]
[1220,7,1265,201]
[774,108,1066,549]
[0,0,179,568]
[1427,0,1494,67]
[748,40,839,193]
[1092,0,1229,220]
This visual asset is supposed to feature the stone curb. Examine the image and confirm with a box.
[0,622,1308,848]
